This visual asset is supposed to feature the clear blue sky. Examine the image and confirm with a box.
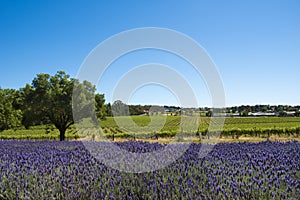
[0,0,299,107]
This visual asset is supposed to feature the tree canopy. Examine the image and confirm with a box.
[22,71,99,141]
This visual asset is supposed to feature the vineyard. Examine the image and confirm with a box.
[1,116,300,141]
[92,116,300,141]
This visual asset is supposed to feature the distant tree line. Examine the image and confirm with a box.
[105,103,300,117]
[106,101,181,117]
[225,105,300,117]
[197,105,300,117]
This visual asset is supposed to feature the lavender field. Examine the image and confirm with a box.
[0,140,299,199]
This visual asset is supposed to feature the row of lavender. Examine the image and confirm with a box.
[0,140,299,199]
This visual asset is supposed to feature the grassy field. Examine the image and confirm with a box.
[1,116,300,142]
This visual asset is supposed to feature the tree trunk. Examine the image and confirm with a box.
[59,129,66,141]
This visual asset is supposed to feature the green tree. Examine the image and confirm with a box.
[23,71,97,141]
[21,84,46,128]
[206,110,212,117]
[95,93,106,119]
[112,100,129,116]
[0,88,22,131]
[129,105,146,115]
[278,111,287,117]
[105,103,112,116]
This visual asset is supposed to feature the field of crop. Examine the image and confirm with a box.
[0,140,299,199]
[1,116,300,141]
[97,116,300,140]
[99,116,300,130]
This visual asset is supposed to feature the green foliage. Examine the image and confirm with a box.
[0,88,22,131]
[22,71,97,141]
[111,100,129,116]
[128,104,151,115]
[95,94,106,120]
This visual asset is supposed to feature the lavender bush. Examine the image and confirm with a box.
[0,141,299,199]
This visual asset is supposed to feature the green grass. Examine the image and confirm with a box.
[0,125,78,140]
